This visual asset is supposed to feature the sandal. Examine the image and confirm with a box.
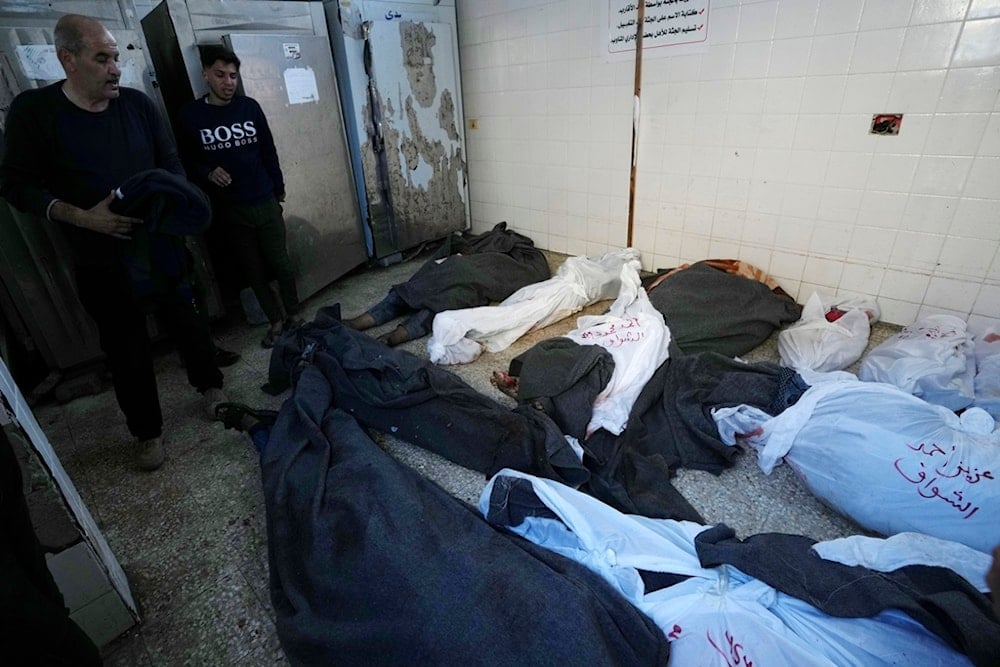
[215,402,279,431]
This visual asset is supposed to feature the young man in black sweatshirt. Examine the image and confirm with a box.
[177,46,302,348]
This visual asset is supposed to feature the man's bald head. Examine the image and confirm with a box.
[54,14,108,55]
[54,14,121,109]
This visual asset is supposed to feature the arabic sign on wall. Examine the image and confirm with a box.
[608,0,710,53]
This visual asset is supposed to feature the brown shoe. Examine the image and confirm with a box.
[136,436,165,471]
[378,325,411,347]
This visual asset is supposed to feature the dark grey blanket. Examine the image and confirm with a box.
[393,222,551,313]
[582,351,809,519]
[646,261,802,356]
[260,369,671,665]
[269,308,809,522]
[509,337,615,442]
[268,305,589,486]
[500,335,809,519]
[109,168,210,300]
[694,525,1000,666]
[267,306,703,521]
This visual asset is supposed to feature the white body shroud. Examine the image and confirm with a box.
[859,314,976,411]
[562,264,670,436]
[714,376,1000,553]
[778,292,880,372]
[481,469,976,667]
[428,248,640,365]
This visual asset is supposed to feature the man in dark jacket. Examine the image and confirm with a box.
[0,14,227,471]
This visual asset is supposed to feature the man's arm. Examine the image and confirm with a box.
[176,107,232,188]
[49,194,141,240]
[0,93,58,218]
[0,92,141,238]
[253,101,285,200]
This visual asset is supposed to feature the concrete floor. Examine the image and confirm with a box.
[33,249,902,664]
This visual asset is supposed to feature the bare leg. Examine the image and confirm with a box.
[348,289,410,332]
[345,313,376,331]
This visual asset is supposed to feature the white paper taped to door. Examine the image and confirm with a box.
[284,67,318,105]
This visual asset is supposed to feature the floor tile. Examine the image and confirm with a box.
[139,565,276,665]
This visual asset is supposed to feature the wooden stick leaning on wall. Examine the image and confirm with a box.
[626,0,645,248]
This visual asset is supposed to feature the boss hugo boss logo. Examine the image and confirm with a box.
[199,121,258,149]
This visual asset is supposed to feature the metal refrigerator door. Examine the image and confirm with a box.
[223,32,366,299]
[366,18,468,253]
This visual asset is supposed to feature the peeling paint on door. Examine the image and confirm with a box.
[438,88,459,142]
[359,94,465,251]
[359,18,467,253]
[400,21,436,108]
[329,0,469,260]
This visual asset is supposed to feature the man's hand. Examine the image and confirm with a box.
[51,192,142,239]
[208,166,233,188]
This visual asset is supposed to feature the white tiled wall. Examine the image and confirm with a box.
[458,0,635,259]
[457,0,1000,330]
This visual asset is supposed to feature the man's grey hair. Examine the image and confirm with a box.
[54,15,95,54]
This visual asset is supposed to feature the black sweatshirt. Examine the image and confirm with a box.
[0,83,183,267]
[177,95,284,207]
